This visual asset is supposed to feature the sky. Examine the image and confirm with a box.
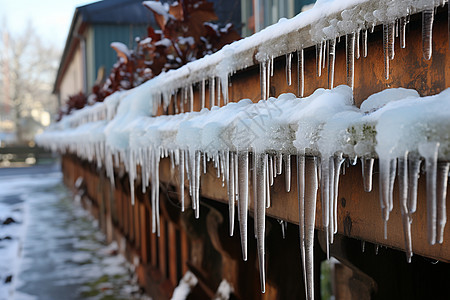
[0,0,97,50]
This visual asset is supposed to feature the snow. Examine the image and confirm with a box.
[36,0,450,298]
[170,271,198,300]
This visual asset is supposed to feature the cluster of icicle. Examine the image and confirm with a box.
[37,1,450,299]
[37,84,450,299]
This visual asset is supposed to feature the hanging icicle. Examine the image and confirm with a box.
[422,8,434,60]
[286,53,292,86]
[346,33,355,88]
[328,38,336,89]
[297,49,304,98]
[238,151,249,261]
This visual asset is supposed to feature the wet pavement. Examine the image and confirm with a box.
[0,164,149,300]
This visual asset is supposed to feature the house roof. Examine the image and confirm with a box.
[53,0,156,95]
[76,0,155,25]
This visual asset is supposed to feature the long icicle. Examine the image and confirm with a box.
[260,61,267,100]
[316,42,323,77]
[238,151,249,261]
[346,33,355,88]
[407,154,421,215]
[285,154,291,192]
[228,152,236,236]
[201,79,206,109]
[304,156,318,300]
[286,53,292,86]
[419,142,440,245]
[436,162,450,244]
[297,154,307,298]
[400,16,408,49]
[179,149,185,212]
[297,49,304,97]
[383,24,390,80]
[398,152,413,262]
[328,38,336,89]
[362,158,374,192]
[422,8,434,60]
[332,153,345,237]
[255,153,267,293]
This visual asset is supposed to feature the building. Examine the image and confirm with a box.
[53,0,156,107]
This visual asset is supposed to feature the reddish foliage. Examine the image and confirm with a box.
[59,0,241,118]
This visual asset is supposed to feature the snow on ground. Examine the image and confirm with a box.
[0,165,150,300]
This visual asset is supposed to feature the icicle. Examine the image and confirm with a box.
[400,16,408,49]
[316,42,323,77]
[346,33,355,89]
[320,156,331,257]
[422,9,434,60]
[228,152,236,236]
[398,153,413,263]
[266,155,271,208]
[286,53,292,86]
[418,142,440,245]
[388,22,395,60]
[260,61,267,100]
[379,158,394,239]
[238,151,249,261]
[255,153,267,293]
[270,56,274,77]
[322,40,327,70]
[221,74,229,105]
[361,158,374,192]
[210,77,215,107]
[383,24,390,80]
[328,38,336,89]
[189,84,194,112]
[201,78,206,109]
[297,154,307,296]
[388,158,397,212]
[217,76,221,107]
[269,155,274,186]
[266,59,271,98]
[297,49,304,98]
[355,30,361,59]
[285,154,291,192]
[407,155,421,214]
[194,151,201,219]
[304,156,318,300]
[203,152,207,174]
[278,220,287,239]
[361,241,366,252]
[332,153,345,237]
[277,153,283,175]
[362,29,368,58]
[436,162,449,244]
[179,149,185,212]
